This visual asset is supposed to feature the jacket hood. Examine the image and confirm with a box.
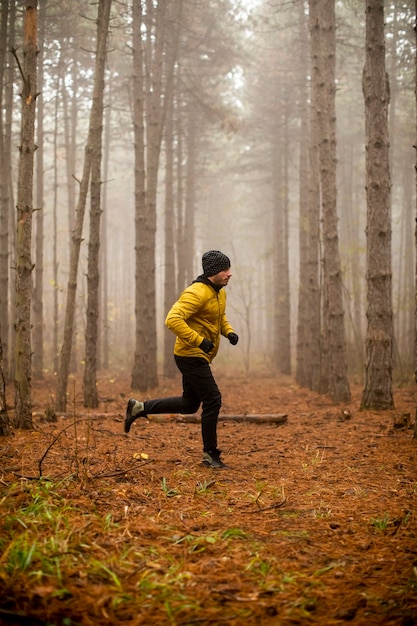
[193,274,223,292]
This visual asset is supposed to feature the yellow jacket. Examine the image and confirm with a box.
[165,278,235,362]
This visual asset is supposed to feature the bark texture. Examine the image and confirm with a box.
[0,329,10,436]
[83,0,112,408]
[414,0,417,439]
[361,0,394,410]
[32,0,45,379]
[14,0,38,429]
[0,0,9,379]
[315,0,351,403]
[307,0,326,393]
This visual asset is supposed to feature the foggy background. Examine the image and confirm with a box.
[2,0,414,381]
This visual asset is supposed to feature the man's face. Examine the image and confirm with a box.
[209,267,232,287]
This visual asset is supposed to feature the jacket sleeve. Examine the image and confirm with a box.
[220,315,234,338]
[165,288,205,347]
[220,292,234,338]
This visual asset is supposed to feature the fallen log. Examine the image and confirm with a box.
[160,413,288,425]
[45,412,288,425]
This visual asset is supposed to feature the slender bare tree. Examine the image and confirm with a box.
[413,0,417,439]
[99,79,113,371]
[83,0,112,408]
[33,0,46,379]
[315,0,351,403]
[361,0,394,410]
[162,89,177,379]
[14,0,38,429]
[5,2,16,382]
[307,0,325,393]
[56,0,112,411]
[0,0,14,380]
[0,327,9,436]
[272,93,291,376]
[51,56,62,374]
[131,0,147,391]
[62,28,80,375]
[0,0,9,380]
[296,0,313,387]
[131,0,180,391]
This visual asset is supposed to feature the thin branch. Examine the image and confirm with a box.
[10,47,25,83]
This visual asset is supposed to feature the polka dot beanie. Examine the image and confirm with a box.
[202,250,231,277]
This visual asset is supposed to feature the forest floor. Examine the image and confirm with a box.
[0,368,417,626]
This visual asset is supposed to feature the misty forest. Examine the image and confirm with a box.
[1,2,417,625]
[0,0,414,429]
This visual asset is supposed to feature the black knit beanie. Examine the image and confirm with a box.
[202,250,231,277]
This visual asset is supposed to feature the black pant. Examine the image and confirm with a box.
[143,356,221,453]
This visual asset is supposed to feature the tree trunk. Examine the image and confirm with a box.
[0,0,14,380]
[0,0,9,381]
[52,58,62,374]
[341,133,364,379]
[99,80,112,371]
[5,2,16,382]
[296,1,312,387]
[272,94,291,376]
[131,0,147,391]
[33,0,45,379]
[83,0,112,408]
[56,0,111,412]
[307,0,323,393]
[315,0,351,403]
[281,101,291,375]
[385,9,405,380]
[55,167,92,412]
[396,161,414,377]
[0,329,10,436]
[414,0,417,439]
[62,38,79,375]
[163,93,178,379]
[183,104,197,286]
[139,0,165,388]
[361,0,394,410]
[131,0,178,391]
[14,0,38,429]
[176,98,186,290]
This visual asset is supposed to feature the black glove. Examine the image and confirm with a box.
[200,338,215,354]
[228,332,239,345]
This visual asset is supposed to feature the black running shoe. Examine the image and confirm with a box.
[124,399,147,433]
[202,450,227,468]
